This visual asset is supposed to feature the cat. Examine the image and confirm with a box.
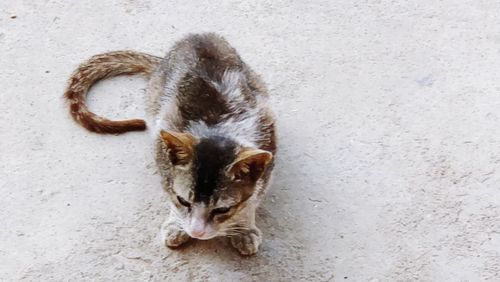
[64,33,277,255]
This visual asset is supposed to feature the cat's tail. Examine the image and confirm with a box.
[64,51,162,134]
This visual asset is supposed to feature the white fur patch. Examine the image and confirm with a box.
[212,70,243,101]
[151,66,186,137]
[172,169,194,200]
[186,112,261,148]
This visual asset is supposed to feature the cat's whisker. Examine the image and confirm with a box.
[220,227,252,235]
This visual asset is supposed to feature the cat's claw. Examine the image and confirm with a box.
[230,228,262,256]
[161,223,190,248]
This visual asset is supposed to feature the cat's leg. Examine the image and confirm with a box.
[230,226,262,255]
[230,208,262,255]
[161,211,190,248]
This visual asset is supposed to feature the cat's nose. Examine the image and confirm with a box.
[190,229,205,238]
[189,218,207,239]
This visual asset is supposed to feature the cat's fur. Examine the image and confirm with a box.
[65,33,276,255]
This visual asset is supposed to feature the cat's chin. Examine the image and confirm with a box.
[188,233,218,240]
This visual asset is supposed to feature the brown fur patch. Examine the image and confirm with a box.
[177,73,231,126]
[160,131,197,165]
[230,148,273,182]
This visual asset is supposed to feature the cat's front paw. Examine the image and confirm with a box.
[230,228,262,256]
[161,223,190,248]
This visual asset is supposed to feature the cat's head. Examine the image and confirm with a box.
[160,130,273,240]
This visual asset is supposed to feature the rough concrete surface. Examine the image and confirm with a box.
[1,1,499,281]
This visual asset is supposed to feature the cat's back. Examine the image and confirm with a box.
[185,33,244,76]
[152,33,269,133]
[160,33,244,89]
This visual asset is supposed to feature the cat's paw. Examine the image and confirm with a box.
[161,223,190,248]
[230,228,262,256]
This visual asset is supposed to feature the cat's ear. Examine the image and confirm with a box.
[160,130,197,165]
[229,148,273,182]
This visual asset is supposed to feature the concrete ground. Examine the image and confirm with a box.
[1,1,499,281]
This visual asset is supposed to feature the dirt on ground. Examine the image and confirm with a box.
[0,1,499,281]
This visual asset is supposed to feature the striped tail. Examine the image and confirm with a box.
[64,51,161,134]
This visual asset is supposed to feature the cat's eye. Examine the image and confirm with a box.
[177,196,191,208]
[212,207,231,215]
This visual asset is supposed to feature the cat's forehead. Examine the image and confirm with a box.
[192,136,238,203]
